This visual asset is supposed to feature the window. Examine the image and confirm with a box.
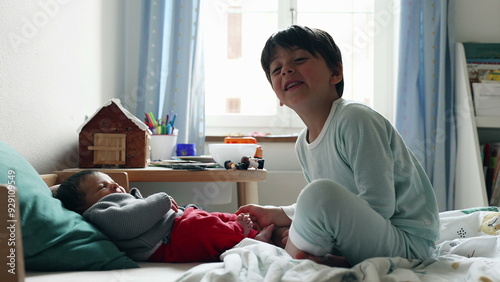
[203,0,399,136]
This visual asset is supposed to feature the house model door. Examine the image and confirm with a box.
[88,133,127,165]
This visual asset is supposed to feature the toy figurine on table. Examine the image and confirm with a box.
[224,156,265,170]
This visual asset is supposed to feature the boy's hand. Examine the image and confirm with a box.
[271,227,289,248]
[236,204,291,230]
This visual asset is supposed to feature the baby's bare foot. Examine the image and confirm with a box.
[237,213,253,236]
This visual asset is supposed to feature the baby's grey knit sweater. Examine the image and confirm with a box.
[82,188,180,261]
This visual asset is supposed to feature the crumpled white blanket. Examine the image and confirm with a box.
[176,239,422,282]
[416,207,500,281]
[176,207,500,282]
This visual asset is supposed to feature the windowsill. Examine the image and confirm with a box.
[205,135,298,143]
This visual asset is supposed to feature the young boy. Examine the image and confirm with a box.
[237,25,439,267]
[55,170,274,262]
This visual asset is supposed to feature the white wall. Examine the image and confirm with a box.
[454,0,500,43]
[0,0,123,173]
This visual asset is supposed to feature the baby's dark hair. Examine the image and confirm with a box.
[55,170,99,214]
[261,25,344,96]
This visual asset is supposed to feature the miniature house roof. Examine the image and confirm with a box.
[77,98,150,133]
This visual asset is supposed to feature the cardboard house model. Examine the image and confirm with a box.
[77,98,151,168]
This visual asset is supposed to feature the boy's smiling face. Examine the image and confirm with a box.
[80,172,127,210]
[269,46,342,111]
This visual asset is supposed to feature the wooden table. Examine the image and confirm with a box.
[59,167,267,206]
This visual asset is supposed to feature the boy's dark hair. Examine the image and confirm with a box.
[55,170,99,214]
[261,25,344,96]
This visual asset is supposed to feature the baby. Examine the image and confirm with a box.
[55,170,274,262]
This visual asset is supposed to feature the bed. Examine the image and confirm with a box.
[2,141,500,282]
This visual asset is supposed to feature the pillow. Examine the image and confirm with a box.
[0,141,138,271]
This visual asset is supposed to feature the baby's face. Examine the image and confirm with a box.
[81,172,127,210]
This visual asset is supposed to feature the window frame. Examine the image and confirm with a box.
[204,0,399,136]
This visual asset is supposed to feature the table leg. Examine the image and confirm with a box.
[236,182,259,206]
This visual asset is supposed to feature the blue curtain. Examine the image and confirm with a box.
[395,0,456,211]
[134,0,205,153]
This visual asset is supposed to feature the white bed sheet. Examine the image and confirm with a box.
[25,207,500,282]
[26,262,202,282]
[179,207,500,282]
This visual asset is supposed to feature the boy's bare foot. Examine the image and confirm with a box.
[294,251,351,268]
[285,238,351,268]
[254,224,275,243]
[236,213,254,236]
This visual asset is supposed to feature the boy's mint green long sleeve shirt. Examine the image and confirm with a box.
[294,98,439,242]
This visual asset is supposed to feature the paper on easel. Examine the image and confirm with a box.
[473,82,500,117]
